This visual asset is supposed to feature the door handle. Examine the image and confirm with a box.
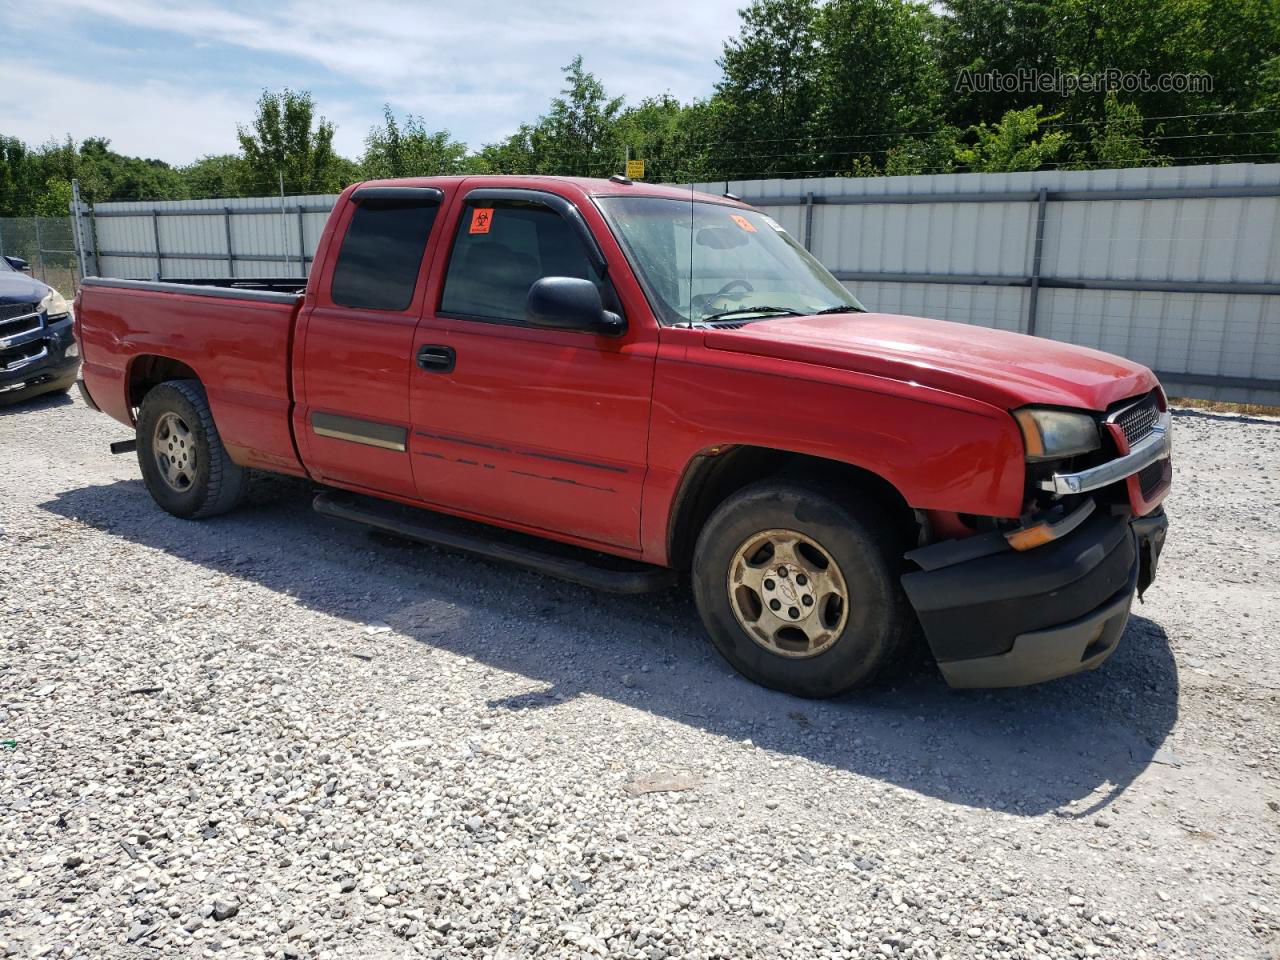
[416,344,456,373]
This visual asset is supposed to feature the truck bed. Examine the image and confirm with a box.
[138,277,309,295]
[76,277,306,476]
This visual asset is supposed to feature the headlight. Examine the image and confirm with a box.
[40,288,70,320]
[1013,408,1100,461]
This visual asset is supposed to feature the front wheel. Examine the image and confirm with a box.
[692,479,913,698]
[136,379,246,519]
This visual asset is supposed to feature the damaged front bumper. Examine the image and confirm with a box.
[902,507,1167,689]
[0,314,80,404]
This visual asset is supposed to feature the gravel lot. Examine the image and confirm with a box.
[2,392,1278,960]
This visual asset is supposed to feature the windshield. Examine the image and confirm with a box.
[596,196,863,326]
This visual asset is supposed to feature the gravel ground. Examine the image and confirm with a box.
[2,392,1278,960]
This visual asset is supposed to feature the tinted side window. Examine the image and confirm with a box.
[331,199,439,311]
[439,201,600,322]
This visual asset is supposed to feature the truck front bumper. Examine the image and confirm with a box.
[0,316,80,405]
[902,508,1167,689]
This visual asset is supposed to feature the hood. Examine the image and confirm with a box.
[0,267,49,306]
[703,312,1157,412]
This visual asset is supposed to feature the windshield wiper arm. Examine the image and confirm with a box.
[702,306,805,322]
[813,305,866,315]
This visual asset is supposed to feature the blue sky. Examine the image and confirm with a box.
[2,0,744,165]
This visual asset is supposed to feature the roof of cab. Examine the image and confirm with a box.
[351,175,742,207]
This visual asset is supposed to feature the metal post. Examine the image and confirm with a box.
[0,218,5,257]
[88,207,100,278]
[279,170,289,276]
[33,216,43,282]
[151,210,163,280]
[1026,187,1048,336]
[71,179,89,280]
[296,205,306,278]
[803,192,815,252]
[223,208,235,278]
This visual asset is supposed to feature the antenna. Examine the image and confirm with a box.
[688,178,695,325]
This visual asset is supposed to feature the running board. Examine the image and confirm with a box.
[312,491,675,594]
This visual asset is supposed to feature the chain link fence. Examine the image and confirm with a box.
[0,216,81,296]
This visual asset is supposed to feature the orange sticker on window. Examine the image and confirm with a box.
[730,214,757,233]
[469,207,494,234]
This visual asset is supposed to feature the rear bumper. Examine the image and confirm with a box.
[902,508,1168,689]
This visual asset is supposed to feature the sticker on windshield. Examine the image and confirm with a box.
[730,214,758,233]
[469,208,494,234]
[761,215,787,233]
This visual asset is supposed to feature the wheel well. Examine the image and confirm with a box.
[127,356,200,411]
[667,446,918,570]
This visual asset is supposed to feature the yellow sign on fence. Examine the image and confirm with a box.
[625,159,645,180]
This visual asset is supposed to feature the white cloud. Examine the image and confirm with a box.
[23,0,743,163]
[0,62,250,163]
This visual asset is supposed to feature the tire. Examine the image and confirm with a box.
[691,479,913,698]
[136,379,247,519]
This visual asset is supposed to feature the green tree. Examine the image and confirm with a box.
[35,178,74,217]
[614,95,725,183]
[954,105,1071,171]
[710,0,822,177]
[471,57,625,176]
[814,0,946,171]
[179,154,251,197]
[0,136,41,216]
[1082,95,1170,168]
[938,0,1063,129]
[882,129,962,176]
[360,106,468,179]
[710,0,946,179]
[940,0,1280,164]
[236,89,345,193]
[74,138,186,201]
[466,126,538,175]
[536,56,625,175]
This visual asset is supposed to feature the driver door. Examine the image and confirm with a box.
[408,188,657,551]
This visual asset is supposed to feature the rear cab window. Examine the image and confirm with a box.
[331,188,443,311]
[439,195,616,323]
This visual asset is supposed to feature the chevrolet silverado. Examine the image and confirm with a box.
[74,176,1171,697]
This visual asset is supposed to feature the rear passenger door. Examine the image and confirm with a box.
[293,186,444,498]
[408,188,656,551]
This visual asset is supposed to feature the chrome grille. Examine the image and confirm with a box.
[1112,394,1161,448]
[0,301,39,323]
[0,306,41,343]
[1,341,46,371]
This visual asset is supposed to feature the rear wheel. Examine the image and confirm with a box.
[692,479,913,698]
[136,379,246,519]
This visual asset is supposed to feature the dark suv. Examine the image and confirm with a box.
[0,256,79,406]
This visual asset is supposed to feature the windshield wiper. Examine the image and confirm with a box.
[701,306,806,322]
[813,304,866,315]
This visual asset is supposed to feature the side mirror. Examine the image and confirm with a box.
[4,256,29,272]
[525,277,624,336]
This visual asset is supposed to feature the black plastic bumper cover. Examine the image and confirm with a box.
[902,509,1168,688]
[0,317,80,404]
[0,356,80,404]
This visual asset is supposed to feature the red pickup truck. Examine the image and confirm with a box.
[75,175,1170,697]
